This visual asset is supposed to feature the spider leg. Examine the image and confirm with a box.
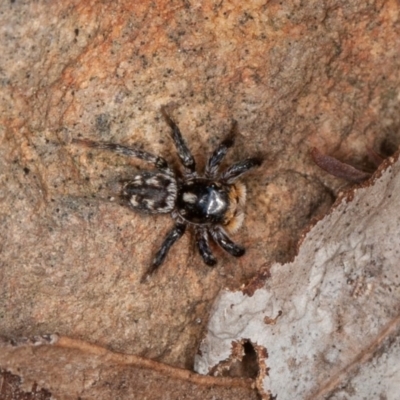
[210,227,245,257]
[72,139,173,175]
[205,120,237,179]
[196,227,217,266]
[141,222,186,282]
[220,156,263,184]
[161,107,196,175]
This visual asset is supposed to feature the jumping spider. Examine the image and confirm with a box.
[73,107,262,281]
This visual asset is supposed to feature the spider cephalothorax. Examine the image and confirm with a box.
[73,107,262,281]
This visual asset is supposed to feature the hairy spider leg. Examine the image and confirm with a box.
[141,222,187,282]
[161,107,196,175]
[221,156,263,184]
[72,139,173,175]
[210,227,245,257]
[205,120,237,179]
[195,227,217,266]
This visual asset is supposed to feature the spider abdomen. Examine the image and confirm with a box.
[176,179,230,224]
[122,172,177,214]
